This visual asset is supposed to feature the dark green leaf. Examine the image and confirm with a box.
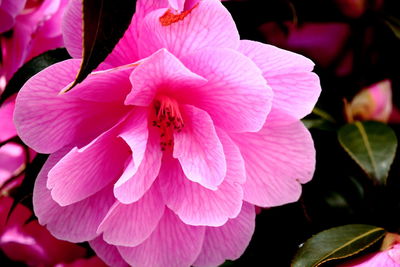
[385,16,400,39]
[338,121,398,184]
[292,224,386,267]
[66,0,137,92]
[302,119,336,131]
[0,48,71,105]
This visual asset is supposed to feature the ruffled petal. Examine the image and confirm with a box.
[90,236,129,267]
[114,127,162,204]
[117,209,205,267]
[230,118,315,207]
[62,0,82,58]
[158,151,243,227]
[97,186,165,246]
[125,48,207,107]
[47,126,130,206]
[14,59,130,153]
[181,47,272,132]
[138,0,239,58]
[33,147,115,242]
[193,202,256,267]
[173,104,226,189]
[239,40,321,122]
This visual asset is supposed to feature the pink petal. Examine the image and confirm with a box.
[0,95,16,142]
[104,0,170,66]
[230,119,315,207]
[125,48,207,107]
[62,0,82,58]
[215,128,246,184]
[0,143,25,187]
[181,47,272,132]
[47,126,131,206]
[97,186,165,246]
[14,59,130,153]
[193,202,256,267]
[157,151,243,226]
[33,147,115,242]
[90,236,129,267]
[65,66,134,103]
[114,128,162,204]
[118,209,205,267]
[173,104,226,189]
[338,250,400,267]
[138,0,240,59]
[168,0,185,10]
[239,40,321,122]
[114,107,149,187]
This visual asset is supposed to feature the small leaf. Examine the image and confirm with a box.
[292,224,386,267]
[0,48,71,105]
[385,16,400,39]
[338,121,398,184]
[66,0,137,92]
[302,119,336,131]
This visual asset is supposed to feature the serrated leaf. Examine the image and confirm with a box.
[66,0,137,92]
[338,121,397,184]
[292,224,386,267]
[0,48,70,105]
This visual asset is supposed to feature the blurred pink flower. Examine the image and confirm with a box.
[0,0,26,33]
[0,95,25,192]
[0,0,68,92]
[345,79,400,123]
[260,22,353,76]
[14,0,321,266]
[339,243,400,267]
[0,196,91,266]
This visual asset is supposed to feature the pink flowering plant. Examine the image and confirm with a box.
[2,0,400,266]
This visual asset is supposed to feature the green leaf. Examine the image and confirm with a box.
[65,0,137,92]
[338,121,398,184]
[292,224,386,267]
[385,16,400,39]
[302,119,336,131]
[0,48,71,105]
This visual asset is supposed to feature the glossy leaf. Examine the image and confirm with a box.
[0,48,70,105]
[66,0,137,92]
[385,16,400,39]
[338,121,398,184]
[292,224,386,267]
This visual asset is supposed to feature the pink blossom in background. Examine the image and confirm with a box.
[339,243,400,267]
[345,79,400,124]
[0,0,26,33]
[0,95,25,192]
[0,196,108,266]
[260,22,353,76]
[14,0,321,266]
[0,0,68,92]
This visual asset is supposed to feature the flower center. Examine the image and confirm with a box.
[152,96,184,151]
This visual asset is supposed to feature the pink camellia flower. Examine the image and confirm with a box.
[344,79,400,124]
[0,0,68,91]
[339,243,400,267]
[14,0,321,266]
[0,196,91,266]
